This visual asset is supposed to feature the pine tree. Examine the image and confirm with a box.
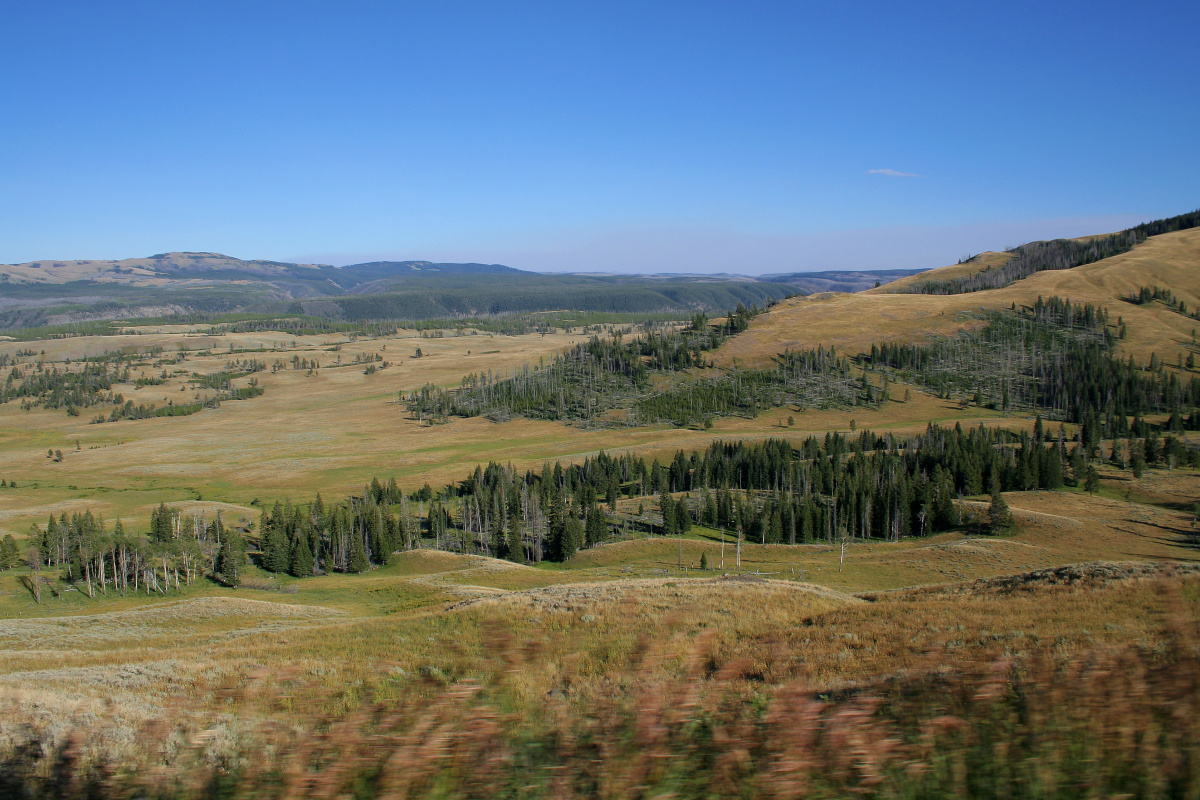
[264,524,290,573]
[216,530,242,587]
[506,517,525,563]
[0,534,17,569]
[988,490,1015,535]
[585,507,606,548]
[1084,465,1100,495]
[1041,445,1064,490]
[348,531,369,573]
[561,515,584,561]
[289,533,314,577]
[676,501,692,534]
[659,491,676,536]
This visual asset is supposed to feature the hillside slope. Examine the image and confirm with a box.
[872,251,1013,294]
[715,227,1200,367]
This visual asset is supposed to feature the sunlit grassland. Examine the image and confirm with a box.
[0,319,1049,547]
[716,227,1200,369]
[2,559,1197,796]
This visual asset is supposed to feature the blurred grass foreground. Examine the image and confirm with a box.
[2,579,1199,799]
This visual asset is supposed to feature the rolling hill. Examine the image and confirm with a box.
[715,225,1200,368]
[0,253,798,330]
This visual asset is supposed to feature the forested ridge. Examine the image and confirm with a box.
[0,262,795,333]
[327,278,792,321]
[896,208,1200,295]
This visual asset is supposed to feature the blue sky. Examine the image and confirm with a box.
[1,1,1196,273]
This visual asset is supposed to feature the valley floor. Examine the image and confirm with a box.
[1,311,1198,796]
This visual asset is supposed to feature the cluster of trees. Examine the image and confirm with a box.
[2,349,266,420]
[25,505,243,602]
[91,398,211,423]
[404,311,763,424]
[1128,285,1200,323]
[865,297,1200,431]
[403,304,883,428]
[898,209,1200,295]
[191,359,265,390]
[87,378,263,424]
[0,533,21,569]
[266,421,1189,568]
[409,296,1200,431]
[18,416,1197,599]
[256,488,416,577]
[214,316,391,337]
[635,345,871,426]
[5,359,117,411]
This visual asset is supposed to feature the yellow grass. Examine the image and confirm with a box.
[717,227,1200,367]
[875,250,1014,293]
[0,319,1043,545]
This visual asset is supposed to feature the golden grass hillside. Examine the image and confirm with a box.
[876,250,1014,293]
[716,227,1200,367]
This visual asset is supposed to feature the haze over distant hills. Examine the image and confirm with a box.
[0,249,933,331]
[1,210,1194,332]
[0,252,815,330]
[759,269,928,294]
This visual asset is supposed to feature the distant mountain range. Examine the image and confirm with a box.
[0,252,927,331]
[759,269,929,294]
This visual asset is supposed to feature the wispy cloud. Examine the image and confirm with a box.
[867,168,923,178]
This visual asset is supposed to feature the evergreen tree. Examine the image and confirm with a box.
[1069,445,1085,486]
[1041,444,1064,489]
[659,492,676,536]
[1132,454,1146,479]
[0,534,17,569]
[585,507,607,548]
[1144,431,1162,466]
[348,530,370,573]
[216,529,242,587]
[289,533,314,577]
[264,524,290,573]
[561,515,584,561]
[506,517,525,563]
[988,490,1015,535]
[1084,465,1101,495]
[676,500,693,534]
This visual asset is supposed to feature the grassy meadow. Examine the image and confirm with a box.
[2,227,1200,796]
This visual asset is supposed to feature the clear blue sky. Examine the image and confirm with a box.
[1,1,1196,273]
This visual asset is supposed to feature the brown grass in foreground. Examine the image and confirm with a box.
[2,572,1199,799]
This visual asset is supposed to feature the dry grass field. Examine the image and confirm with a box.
[716,227,1200,367]
[2,227,1200,796]
[2,545,1197,796]
[0,321,1023,545]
